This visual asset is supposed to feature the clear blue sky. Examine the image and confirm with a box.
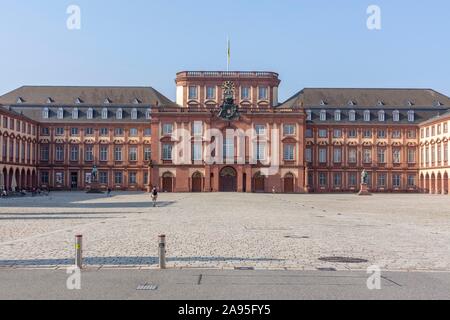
[1,0,449,101]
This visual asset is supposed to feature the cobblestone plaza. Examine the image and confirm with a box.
[1,192,449,272]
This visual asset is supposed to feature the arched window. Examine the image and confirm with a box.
[42,107,49,119]
[349,110,356,122]
[57,108,64,119]
[72,108,79,120]
[131,108,138,120]
[364,110,371,122]
[320,110,327,121]
[393,110,400,122]
[87,108,94,120]
[116,108,123,120]
[378,110,385,122]
[101,108,108,120]
[334,110,341,122]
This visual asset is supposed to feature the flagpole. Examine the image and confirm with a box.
[227,37,230,72]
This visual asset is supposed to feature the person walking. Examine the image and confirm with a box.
[151,187,158,207]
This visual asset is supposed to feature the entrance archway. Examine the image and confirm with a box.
[220,167,237,192]
[431,173,436,194]
[284,173,295,193]
[425,173,430,193]
[162,172,174,193]
[437,172,442,194]
[444,172,449,195]
[253,172,266,193]
[191,172,203,192]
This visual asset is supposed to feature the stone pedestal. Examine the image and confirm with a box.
[358,183,372,196]
[86,182,104,194]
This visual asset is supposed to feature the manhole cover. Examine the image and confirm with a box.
[136,284,158,291]
[318,257,368,264]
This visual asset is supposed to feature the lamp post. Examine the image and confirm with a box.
[147,159,154,193]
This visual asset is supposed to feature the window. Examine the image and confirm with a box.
[144,147,152,161]
[363,149,372,163]
[206,86,216,99]
[378,110,385,122]
[131,108,138,120]
[87,108,94,119]
[42,108,49,119]
[100,128,109,136]
[408,110,415,122]
[256,142,266,161]
[438,125,442,135]
[72,108,79,120]
[334,110,341,122]
[393,174,401,188]
[426,128,430,137]
[348,129,357,138]
[55,145,64,162]
[333,129,342,138]
[129,128,138,137]
[319,148,327,164]
[320,110,327,121]
[193,122,203,136]
[444,122,448,134]
[146,109,151,120]
[306,110,312,121]
[437,144,442,163]
[114,146,123,161]
[129,172,137,184]
[99,172,108,184]
[224,138,235,160]
[284,124,295,136]
[100,146,108,162]
[318,129,328,138]
[255,125,266,136]
[284,144,295,161]
[349,110,356,122]
[408,175,416,187]
[378,173,387,187]
[189,86,198,100]
[444,143,448,162]
[129,147,138,161]
[162,123,173,136]
[115,128,124,136]
[377,148,386,164]
[241,87,250,100]
[392,130,401,139]
[305,129,313,138]
[144,128,152,136]
[305,148,312,163]
[56,128,65,136]
[349,173,357,186]
[85,128,94,136]
[41,172,49,185]
[333,148,342,163]
[114,172,123,184]
[102,108,108,119]
[333,173,342,187]
[71,128,79,136]
[40,145,49,161]
[162,144,173,160]
[393,110,400,122]
[192,143,202,161]
[393,149,401,164]
[319,173,327,187]
[57,108,64,119]
[378,130,386,139]
[258,87,268,100]
[363,130,372,138]
[70,146,79,162]
[364,110,371,122]
[85,146,94,162]
[348,148,357,163]
[116,108,123,120]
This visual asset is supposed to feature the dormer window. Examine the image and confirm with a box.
[348,100,355,106]
[101,108,108,120]
[349,110,356,122]
[72,108,79,120]
[132,98,141,105]
[42,107,49,119]
[319,100,327,106]
[306,109,312,121]
[364,110,371,122]
[104,98,112,104]
[145,108,151,120]
[75,98,83,104]
[320,110,327,121]
[433,101,443,107]
[116,108,123,120]
[87,108,94,120]
[334,110,341,122]
[16,97,24,104]
[393,110,400,122]
[57,108,64,119]
[406,100,414,107]
[408,110,415,122]
[46,98,54,104]
[131,108,138,120]
[378,110,385,122]
[377,101,384,106]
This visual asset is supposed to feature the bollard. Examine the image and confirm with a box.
[158,235,166,269]
[75,235,83,269]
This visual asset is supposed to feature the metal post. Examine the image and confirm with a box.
[75,235,83,269]
[158,235,166,269]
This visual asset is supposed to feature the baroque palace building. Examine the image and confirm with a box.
[0,70,449,194]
